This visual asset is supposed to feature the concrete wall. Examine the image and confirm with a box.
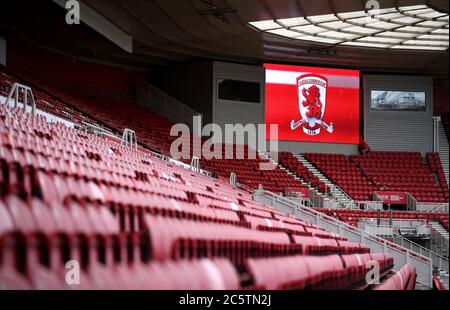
[0,37,6,66]
[363,74,433,154]
[212,61,265,145]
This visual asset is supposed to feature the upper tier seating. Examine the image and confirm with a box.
[351,152,446,203]
[0,102,400,289]
[1,67,312,198]
[304,153,377,201]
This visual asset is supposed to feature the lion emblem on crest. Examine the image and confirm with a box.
[290,74,334,136]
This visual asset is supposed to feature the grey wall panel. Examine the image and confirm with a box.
[213,61,265,146]
[156,62,213,124]
[364,74,433,154]
[278,141,358,155]
[0,38,5,66]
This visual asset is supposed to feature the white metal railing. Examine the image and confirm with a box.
[253,188,434,288]
[354,201,384,211]
[406,192,417,211]
[416,202,449,213]
[76,121,117,139]
[391,233,448,273]
[430,224,449,258]
[361,218,428,228]
[359,223,394,236]
[4,82,36,114]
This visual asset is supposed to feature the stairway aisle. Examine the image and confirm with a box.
[294,154,355,208]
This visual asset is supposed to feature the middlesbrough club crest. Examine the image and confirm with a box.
[290,74,334,136]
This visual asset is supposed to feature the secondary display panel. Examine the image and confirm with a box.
[370,90,426,111]
[265,64,360,144]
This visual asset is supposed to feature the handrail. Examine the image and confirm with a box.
[255,189,431,262]
[253,188,434,287]
[296,154,355,207]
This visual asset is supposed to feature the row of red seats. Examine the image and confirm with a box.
[373,264,416,290]
[247,253,393,290]
[1,103,399,290]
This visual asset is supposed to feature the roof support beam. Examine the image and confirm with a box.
[53,0,133,53]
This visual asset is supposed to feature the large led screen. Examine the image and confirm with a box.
[265,64,360,144]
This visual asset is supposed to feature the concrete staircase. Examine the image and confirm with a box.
[259,152,312,191]
[294,154,355,208]
[437,120,449,185]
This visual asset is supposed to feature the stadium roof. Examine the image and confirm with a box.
[0,0,448,86]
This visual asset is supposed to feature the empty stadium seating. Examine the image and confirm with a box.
[304,153,377,201]
[433,274,448,291]
[201,148,310,194]
[373,264,416,290]
[427,153,449,202]
[442,114,449,141]
[351,152,446,203]
[278,152,330,194]
[0,91,401,290]
[300,150,447,203]
[6,65,449,290]
[1,68,314,197]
